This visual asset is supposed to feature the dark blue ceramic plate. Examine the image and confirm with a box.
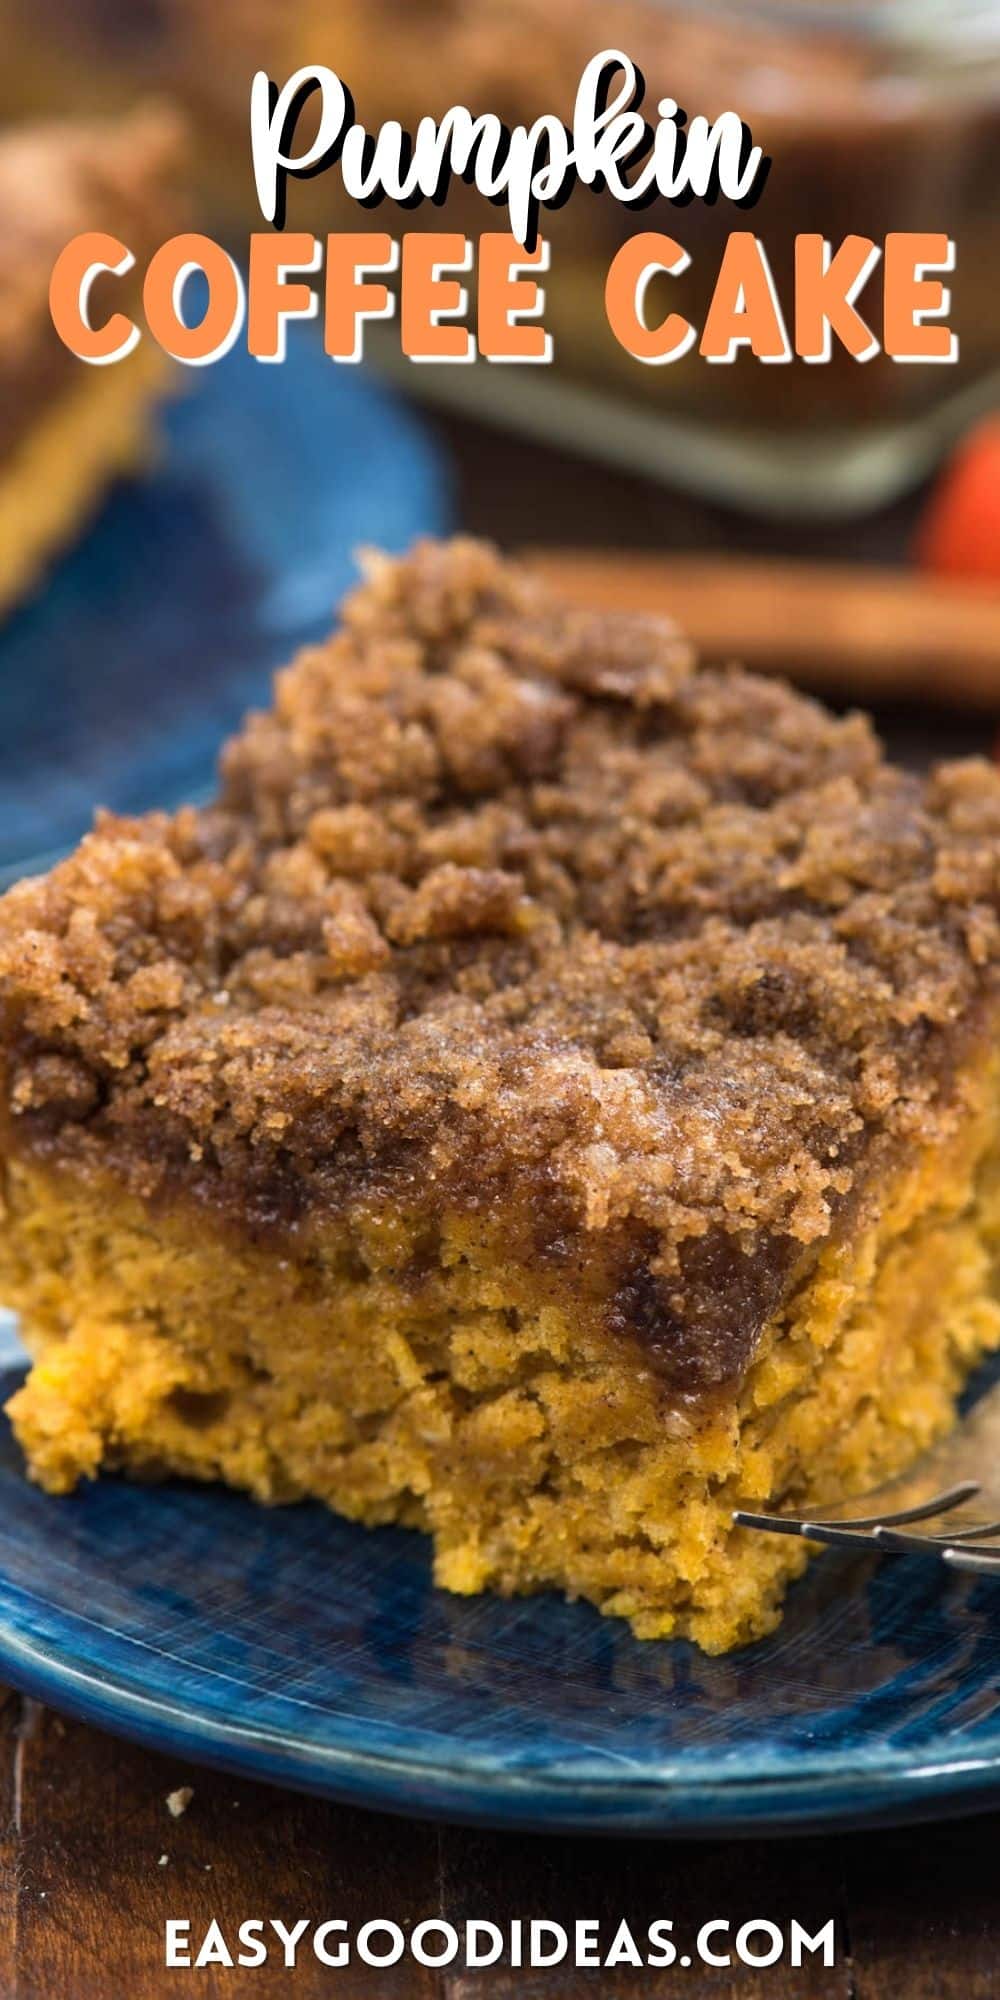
[1,359,999,1836]
[0,343,451,881]
[1,1321,999,1835]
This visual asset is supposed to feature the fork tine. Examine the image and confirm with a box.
[796,1523,886,1550]
[733,1481,980,1540]
[805,1482,980,1531]
[873,1525,1000,1556]
[877,1518,1000,1546]
[732,1514,890,1550]
[942,1545,1000,1573]
[732,1509,809,1538]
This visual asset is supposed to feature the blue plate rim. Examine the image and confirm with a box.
[2,1327,999,1838]
[2,1570,999,1835]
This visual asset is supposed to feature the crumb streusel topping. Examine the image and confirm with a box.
[3,540,1000,1386]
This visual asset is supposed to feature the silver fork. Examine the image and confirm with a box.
[733,1378,1000,1575]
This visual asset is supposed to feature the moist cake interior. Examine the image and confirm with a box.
[3,540,1000,1651]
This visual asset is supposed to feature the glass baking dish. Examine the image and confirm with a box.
[335,0,1000,516]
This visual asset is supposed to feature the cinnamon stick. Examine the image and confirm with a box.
[523,551,1000,710]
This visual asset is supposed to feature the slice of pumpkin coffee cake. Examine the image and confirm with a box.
[3,538,1000,1651]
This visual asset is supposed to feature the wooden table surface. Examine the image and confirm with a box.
[2,1689,998,1999]
[2,407,997,1998]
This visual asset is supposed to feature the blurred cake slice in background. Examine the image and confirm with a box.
[0,1,347,228]
[0,102,183,617]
